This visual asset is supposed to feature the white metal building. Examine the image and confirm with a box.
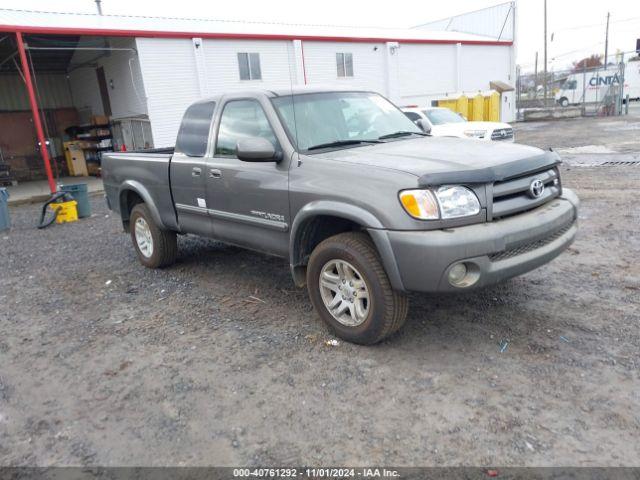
[0,4,515,183]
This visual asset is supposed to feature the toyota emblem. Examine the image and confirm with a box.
[529,179,545,198]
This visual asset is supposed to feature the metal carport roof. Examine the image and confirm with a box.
[0,8,512,45]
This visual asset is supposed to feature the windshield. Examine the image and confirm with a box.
[424,109,466,125]
[271,91,422,151]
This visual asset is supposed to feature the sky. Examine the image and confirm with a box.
[1,0,639,72]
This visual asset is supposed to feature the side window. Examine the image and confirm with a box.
[336,53,354,77]
[238,53,262,80]
[175,101,216,157]
[215,100,278,156]
[563,79,577,90]
[404,111,421,122]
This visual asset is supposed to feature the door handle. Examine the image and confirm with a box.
[192,167,201,177]
[209,169,222,179]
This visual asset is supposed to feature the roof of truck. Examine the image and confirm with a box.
[268,86,378,96]
[191,87,378,104]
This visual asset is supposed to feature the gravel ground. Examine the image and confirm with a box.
[1,115,639,467]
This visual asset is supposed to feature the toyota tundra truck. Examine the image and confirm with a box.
[102,87,579,345]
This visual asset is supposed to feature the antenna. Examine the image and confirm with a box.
[95,0,103,15]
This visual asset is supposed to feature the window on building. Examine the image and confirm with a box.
[336,53,354,77]
[215,99,279,156]
[238,53,262,80]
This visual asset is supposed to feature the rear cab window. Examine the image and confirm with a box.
[175,101,217,157]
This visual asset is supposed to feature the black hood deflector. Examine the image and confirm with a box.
[418,151,561,186]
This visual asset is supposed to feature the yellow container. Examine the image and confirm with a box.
[437,98,457,111]
[483,91,500,121]
[469,93,484,121]
[455,95,469,119]
[51,200,78,224]
[63,141,89,177]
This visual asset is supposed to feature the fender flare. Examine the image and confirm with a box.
[289,201,405,291]
[118,180,165,229]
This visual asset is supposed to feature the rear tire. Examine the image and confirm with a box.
[129,203,177,268]
[307,232,408,345]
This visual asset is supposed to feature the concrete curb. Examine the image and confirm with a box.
[7,189,105,207]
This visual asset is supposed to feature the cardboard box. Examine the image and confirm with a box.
[91,115,109,126]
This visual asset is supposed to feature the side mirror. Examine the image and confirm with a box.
[416,119,431,134]
[236,137,278,162]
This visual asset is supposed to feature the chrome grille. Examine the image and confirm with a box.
[489,222,573,262]
[492,167,561,219]
[491,128,514,141]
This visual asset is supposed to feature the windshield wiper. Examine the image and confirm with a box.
[307,139,382,151]
[378,131,428,140]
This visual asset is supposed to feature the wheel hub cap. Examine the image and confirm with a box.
[319,259,370,327]
[134,217,154,258]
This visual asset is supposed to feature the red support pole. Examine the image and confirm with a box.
[15,31,56,194]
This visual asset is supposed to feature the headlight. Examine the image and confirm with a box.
[435,186,481,219]
[463,129,487,139]
[399,186,480,220]
[399,189,439,220]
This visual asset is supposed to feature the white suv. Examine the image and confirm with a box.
[402,107,514,142]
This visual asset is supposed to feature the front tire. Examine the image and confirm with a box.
[559,97,569,107]
[129,203,177,268]
[307,232,408,345]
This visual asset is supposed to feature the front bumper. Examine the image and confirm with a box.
[373,189,579,293]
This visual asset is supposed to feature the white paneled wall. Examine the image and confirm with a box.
[136,38,201,148]
[397,44,458,103]
[458,45,512,91]
[138,38,298,146]
[134,37,514,146]
[201,39,296,94]
[302,41,387,94]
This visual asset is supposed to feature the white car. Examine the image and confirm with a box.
[401,107,514,142]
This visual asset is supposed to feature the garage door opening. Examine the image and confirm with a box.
[0,33,152,192]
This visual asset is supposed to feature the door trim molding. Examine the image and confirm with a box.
[176,203,288,232]
[208,208,289,232]
[175,203,208,215]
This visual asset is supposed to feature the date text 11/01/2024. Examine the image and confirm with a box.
[233,468,400,478]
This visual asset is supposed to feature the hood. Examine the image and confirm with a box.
[313,136,558,183]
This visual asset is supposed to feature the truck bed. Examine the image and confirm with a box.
[102,150,179,230]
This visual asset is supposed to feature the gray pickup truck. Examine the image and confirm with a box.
[103,87,579,344]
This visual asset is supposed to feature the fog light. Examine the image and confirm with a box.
[448,263,467,285]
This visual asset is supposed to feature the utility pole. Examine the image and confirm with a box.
[534,51,538,91]
[604,12,610,66]
[95,0,103,15]
[543,0,548,103]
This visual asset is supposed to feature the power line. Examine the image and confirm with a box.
[553,15,640,33]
